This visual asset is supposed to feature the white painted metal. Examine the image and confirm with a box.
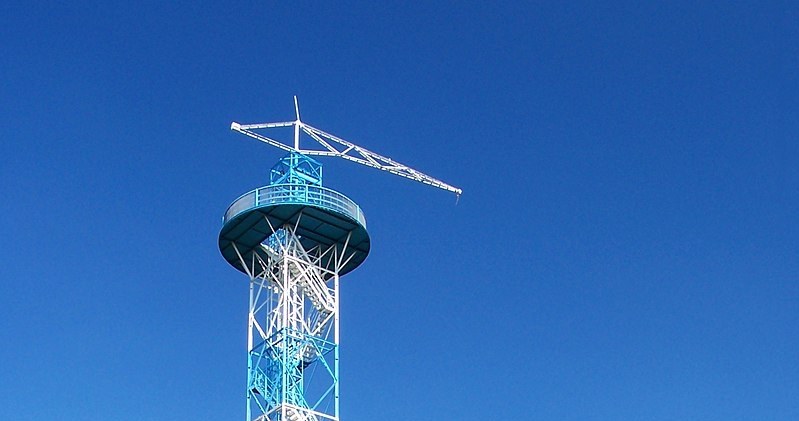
[231,97,463,196]
[235,212,355,421]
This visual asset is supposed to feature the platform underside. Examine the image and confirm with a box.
[219,203,370,277]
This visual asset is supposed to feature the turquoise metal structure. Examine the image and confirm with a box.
[219,151,369,421]
[219,98,460,421]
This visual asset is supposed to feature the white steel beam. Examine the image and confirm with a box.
[230,98,463,196]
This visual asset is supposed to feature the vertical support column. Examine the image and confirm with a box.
[281,250,289,421]
[334,272,340,419]
[246,277,255,421]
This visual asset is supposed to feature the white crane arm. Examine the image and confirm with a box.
[300,123,462,195]
[230,107,462,196]
[230,122,296,154]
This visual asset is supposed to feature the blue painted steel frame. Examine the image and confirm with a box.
[223,152,367,421]
[270,152,323,186]
[247,328,339,412]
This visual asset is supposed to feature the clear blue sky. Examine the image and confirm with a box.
[2,1,797,420]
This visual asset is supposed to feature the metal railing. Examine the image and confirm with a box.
[223,184,366,228]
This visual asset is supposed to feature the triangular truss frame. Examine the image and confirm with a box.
[230,97,462,196]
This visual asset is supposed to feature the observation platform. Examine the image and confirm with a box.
[218,184,370,277]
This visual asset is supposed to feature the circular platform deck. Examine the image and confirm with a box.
[218,184,370,277]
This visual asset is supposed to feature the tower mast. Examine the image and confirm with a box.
[219,99,460,421]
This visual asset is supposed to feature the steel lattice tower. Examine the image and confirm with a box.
[218,99,461,421]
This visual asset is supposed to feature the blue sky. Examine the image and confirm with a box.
[2,1,797,420]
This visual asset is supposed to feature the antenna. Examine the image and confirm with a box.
[293,95,301,150]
